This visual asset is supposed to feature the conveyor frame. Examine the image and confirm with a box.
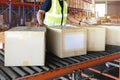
[20,52,120,80]
[0,45,120,80]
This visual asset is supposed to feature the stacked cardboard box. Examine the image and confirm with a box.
[67,0,84,8]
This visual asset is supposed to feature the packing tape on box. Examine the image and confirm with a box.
[23,61,29,66]
[74,50,78,56]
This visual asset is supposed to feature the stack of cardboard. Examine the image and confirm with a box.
[67,0,84,8]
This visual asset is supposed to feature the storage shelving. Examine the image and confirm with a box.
[0,0,41,27]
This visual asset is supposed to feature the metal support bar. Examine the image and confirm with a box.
[22,6,25,26]
[33,6,36,22]
[26,8,33,21]
[18,6,21,26]
[19,52,120,80]
[27,9,33,15]
[106,62,120,68]
[9,3,12,28]
[0,7,9,14]
[88,68,118,80]
[12,10,17,15]
[72,70,82,80]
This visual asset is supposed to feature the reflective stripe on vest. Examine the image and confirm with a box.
[44,0,67,26]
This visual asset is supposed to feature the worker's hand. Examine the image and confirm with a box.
[38,23,43,26]
[36,10,45,27]
[37,23,46,27]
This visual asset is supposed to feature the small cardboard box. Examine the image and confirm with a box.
[5,27,46,66]
[46,26,87,58]
[66,25,106,51]
[85,27,106,51]
[101,26,120,46]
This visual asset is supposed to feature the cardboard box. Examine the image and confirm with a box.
[101,26,120,46]
[66,25,106,51]
[85,27,106,51]
[46,26,87,58]
[5,27,46,66]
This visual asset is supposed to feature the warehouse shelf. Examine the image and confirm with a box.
[0,45,120,80]
[0,0,41,27]
[0,0,94,27]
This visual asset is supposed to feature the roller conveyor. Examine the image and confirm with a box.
[0,45,120,80]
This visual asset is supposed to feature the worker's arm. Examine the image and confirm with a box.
[36,10,45,26]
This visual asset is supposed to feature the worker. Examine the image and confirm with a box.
[36,0,80,27]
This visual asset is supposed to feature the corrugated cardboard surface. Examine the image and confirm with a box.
[5,27,46,66]
[65,25,106,51]
[62,28,87,57]
[85,27,106,51]
[101,26,120,46]
[46,26,87,58]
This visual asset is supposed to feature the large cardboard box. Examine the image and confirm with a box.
[46,26,87,58]
[85,27,106,51]
[5,27,46,66]
[101,26,120,46]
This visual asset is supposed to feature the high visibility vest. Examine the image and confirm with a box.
[44,0,67,26]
